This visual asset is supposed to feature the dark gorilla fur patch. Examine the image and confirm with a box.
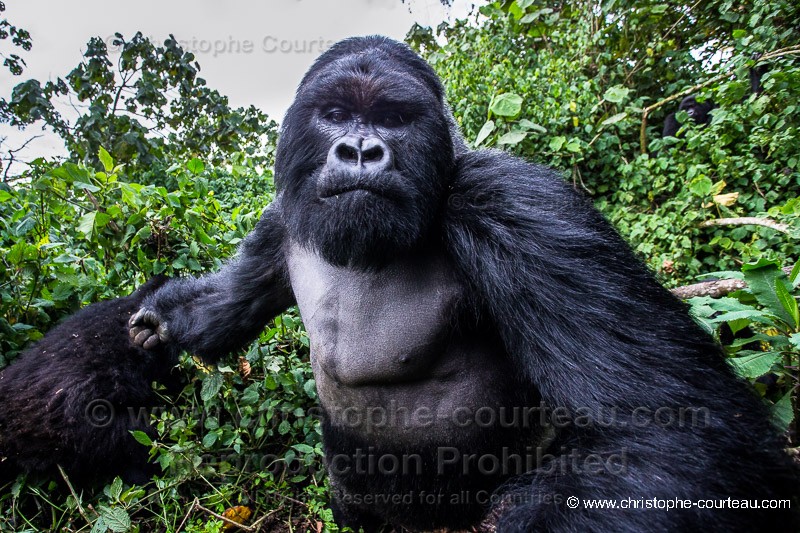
[0,277,179,487]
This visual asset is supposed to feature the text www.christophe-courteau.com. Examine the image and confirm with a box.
[569,497,792,511]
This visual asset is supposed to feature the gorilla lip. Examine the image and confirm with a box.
[318,180,400,201]
[320,185,382,198]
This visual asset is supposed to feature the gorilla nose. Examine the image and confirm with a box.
[329,135,391,173]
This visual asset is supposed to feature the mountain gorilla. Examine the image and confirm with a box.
[1,277,178,487]
[130,37,798,531]
[662,95,717,137]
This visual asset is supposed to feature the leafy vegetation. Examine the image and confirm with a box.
[1,0,798,531]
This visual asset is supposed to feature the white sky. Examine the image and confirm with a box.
[0,0,480,166]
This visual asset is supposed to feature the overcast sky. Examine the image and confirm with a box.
[0,0,480,164]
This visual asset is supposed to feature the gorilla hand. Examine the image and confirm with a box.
[128,307,169,349]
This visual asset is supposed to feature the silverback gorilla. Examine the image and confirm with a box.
[130,37,798,531]
[0,277,178,487]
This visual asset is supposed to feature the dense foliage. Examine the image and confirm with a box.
[0,1,798,531]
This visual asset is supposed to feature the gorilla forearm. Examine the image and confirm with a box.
[140,205,295,360]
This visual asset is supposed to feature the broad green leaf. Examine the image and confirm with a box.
[603,85,630,103]
[105,477,124,501]
[565,139,582,153]
[202,432,218,448]
[490,93,523,118]
[709,310,770,324]
[601,112,627,126]
[549,136,566,151]
[728,351,781,379]
[98,506,131,533]
[771,391,793,431]
[78,212,97,237]
[497,131,527,145]
[74,181,101,193]
[131,431,153,447]
[186,158,205,175]
[689,176,713,197]
[98,146,114,173]
[473,120,495,147]
[789,333,800,349]
[240,384,261,406]
[742,261,795,325]
[200,372,224,401]
[292,443,315,454]
[518,119,546,133]
[90,518,107,533]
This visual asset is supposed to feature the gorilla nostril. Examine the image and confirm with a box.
[362,145,384,163]
[336,143,359,164]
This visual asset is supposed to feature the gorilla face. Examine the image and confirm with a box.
[275,37,455,268]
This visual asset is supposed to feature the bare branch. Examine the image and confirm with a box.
[699,217,793,234]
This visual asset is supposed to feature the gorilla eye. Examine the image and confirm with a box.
[324,109,352,124]
[376,112,407,128]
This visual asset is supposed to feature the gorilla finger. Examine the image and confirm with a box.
[133,328,155,347]
[128,308,147,328]
[142,333,161,350]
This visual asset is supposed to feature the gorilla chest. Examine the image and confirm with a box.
[286,243,463,387]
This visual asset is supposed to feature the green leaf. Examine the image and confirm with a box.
[104,477,124,501]
[549,136,566,151]
[131,430,153,447]
[201,371,224,401]
[790,262,800,286]
[202,432,218,448]
[689,176,713,197]
[728,351,781,379]
[292,443,315,454]
[90,517,108,533]
[473,120,495,147]
[97,506,131,533]
[775,280,799,329]
[565,139,582,153]
[518,119,546,133]
[497,131,527,146]
[78,211,97,237]
[601,112,627,126]
[771,391,793,431]
[490,93,523,117]
[98,146,114,173]
[742,261,795,325]
[240,384,261,406]
[186,158,205,175]
[603,85,630,104]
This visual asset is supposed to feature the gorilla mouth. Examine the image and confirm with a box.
[319,184,384,198]
[318,180,403,201]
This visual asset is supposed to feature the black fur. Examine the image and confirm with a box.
[131,37,798,532]
[662,95,717,137]
[0,277,179,487]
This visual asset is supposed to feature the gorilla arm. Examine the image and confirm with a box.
[129,201,295,361]
[443,150,787,531]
